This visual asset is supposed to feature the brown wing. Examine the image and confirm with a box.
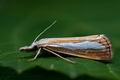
[42,35,112,60]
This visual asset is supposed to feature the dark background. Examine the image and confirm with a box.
[0,0,120,80]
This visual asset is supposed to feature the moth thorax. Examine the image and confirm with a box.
[36,38,49,44]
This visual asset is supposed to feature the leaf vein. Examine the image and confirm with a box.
[107,64,120,80]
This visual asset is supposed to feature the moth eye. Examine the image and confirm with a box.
[34,45,38,49]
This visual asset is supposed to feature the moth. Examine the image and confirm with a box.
[19,21,112,63]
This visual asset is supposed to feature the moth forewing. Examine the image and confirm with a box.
[38,34,112,60]
[20,34,112,62]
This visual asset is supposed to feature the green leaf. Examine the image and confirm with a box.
[0,50,120,80]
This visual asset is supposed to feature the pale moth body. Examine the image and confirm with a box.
[20,21,112,63]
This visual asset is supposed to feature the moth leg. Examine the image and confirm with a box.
[43,48,75,63]
[28,48,41,61]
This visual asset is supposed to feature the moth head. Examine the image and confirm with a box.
[19,42,38,52]
[19,20,56,52]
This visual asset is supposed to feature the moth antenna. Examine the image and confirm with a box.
[32,20,57,44]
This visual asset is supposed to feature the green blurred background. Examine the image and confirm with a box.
[0,0,120,80]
